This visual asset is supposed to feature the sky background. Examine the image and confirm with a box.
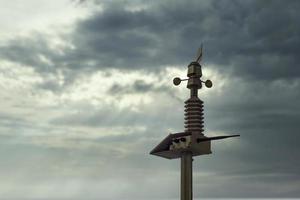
[0,0,299,199]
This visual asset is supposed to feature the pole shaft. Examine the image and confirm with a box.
[181,152,193,200]
[190,88,198,97]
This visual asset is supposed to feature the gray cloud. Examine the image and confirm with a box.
[1,0,299,81]
[107,79,171,96]
[71,0,300,80]
[0,0,300,198]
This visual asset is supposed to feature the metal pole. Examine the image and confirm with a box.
[181,152,193,200]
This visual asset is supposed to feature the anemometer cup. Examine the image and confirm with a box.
[204,80,213,88]
[173,77,181,86]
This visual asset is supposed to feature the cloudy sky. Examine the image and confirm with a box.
[0,0,299,199]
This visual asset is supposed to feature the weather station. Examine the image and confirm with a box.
[150,46,240,200]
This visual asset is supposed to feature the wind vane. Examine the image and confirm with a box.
[195,44,203,63]
[150,46,239,200]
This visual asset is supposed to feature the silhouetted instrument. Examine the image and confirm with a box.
[150,45,240,200]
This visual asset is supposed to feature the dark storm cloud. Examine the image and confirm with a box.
[195,77,300,197]
[108,79,171,96]
[205,79,300,136]
[1,0,300,198]
[0,34,58,73]
[69,0,300,80]
[1,0,299,81]
[109,80,154,95]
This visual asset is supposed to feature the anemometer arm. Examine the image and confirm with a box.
[197,134,240,143]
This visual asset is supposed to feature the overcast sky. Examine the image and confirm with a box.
[0,0,299,199]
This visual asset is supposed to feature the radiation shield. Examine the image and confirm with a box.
[150,132,211,159]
